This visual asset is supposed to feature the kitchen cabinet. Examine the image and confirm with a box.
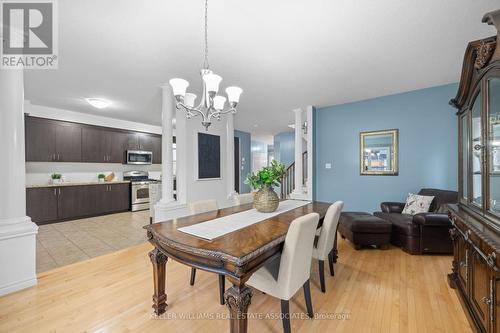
[82,127,128,163]
[26,187,58,223]
[25,117,82,162]
[26,183,130,224]
[25,116,161,164]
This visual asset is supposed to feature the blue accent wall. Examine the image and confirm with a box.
[314,83,458,212]
[235,130,251,193]
[273,131,295,168]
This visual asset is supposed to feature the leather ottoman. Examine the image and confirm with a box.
[338,212,392,250]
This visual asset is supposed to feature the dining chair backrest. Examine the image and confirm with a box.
[188,199,218,215]
[234,193,254,206]
[278,212,320,299]
[315,201,344,260]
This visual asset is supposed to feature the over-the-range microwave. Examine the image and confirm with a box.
[126,150,152,165]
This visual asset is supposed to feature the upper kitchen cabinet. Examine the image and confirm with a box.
[25,116,160,164]
[82,127,128,163]
[26,116,82,162]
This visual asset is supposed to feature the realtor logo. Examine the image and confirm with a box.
[1,0,58,69]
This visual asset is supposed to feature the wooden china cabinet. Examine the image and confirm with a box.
[448,9,500,333]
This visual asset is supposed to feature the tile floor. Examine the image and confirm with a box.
[36,210,150,273]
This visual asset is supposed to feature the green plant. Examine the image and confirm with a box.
[245,160,286,190]
[98,173,106,179]
[51,173,62,180]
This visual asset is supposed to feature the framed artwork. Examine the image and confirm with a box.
[197,132,221,180]
[360,129,399,176]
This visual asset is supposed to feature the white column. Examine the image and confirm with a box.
[226,113,237,199]
[0,69,39,296]
[305,105,314,200]
[154,85,186,222]
[159,85,175,205]
[291,108,304,198]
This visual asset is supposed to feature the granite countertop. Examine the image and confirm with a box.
[26,181,131,189]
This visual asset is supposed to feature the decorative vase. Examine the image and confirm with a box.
[254,185,279,213]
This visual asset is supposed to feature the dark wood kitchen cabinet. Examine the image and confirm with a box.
[82,127,129,163]
[25,117,82,162]
[26,187,58,223]
[26,183,130,224]
[25,116,162,164]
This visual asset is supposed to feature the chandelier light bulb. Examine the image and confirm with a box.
[203,73,222,94]
[169,78,189,98]
[213,95,226,110]
[184,93,197,108]
[225,86,243,104]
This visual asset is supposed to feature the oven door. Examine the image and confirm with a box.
[127,150,152,165]
[132,183,150,204]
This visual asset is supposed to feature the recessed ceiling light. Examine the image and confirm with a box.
[86,98,110,109]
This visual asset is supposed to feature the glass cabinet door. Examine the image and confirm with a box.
[461,114,469,202]
[488,78,500,215]
[471,94,483,208]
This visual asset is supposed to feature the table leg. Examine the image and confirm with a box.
[224,283,252,333]
[148,248,168,315]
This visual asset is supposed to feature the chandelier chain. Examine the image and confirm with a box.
[203,0,209,69]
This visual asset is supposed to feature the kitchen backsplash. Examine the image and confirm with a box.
[26,162,163,185]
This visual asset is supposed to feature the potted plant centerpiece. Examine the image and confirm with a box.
[245,160,286,213]
[98,174,106,182]
[50,173,62,184]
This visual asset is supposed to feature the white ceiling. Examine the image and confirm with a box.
[24,0,499,137]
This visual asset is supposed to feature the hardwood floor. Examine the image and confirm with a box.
[0,236,472,333]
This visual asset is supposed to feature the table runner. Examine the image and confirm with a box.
[178,200,310,240]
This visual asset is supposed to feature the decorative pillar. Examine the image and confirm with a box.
[0,69,39,296]
[159,85,175,205]
[226,113,237,198]
[154,85,186,222]
[305,106,314,200]
[291,108,304,198]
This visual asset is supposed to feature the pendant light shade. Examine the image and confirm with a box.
[184,93,197,108]
[203,73,222,94]
[225,86,243,103]
[169,78,189,98]
[213,95,226,110]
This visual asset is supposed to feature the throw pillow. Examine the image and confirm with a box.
[402,193,434,215]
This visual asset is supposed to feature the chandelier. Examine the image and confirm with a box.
[169,0,243,130]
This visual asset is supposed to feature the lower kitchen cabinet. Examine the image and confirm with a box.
[26,183,130,224]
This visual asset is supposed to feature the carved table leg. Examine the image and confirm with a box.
[149,248,168,315]
[224,283,252,333]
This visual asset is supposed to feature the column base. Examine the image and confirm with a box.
[153,201,188,223]
[290,190,310,201]
[0,216,38,296]
[227,190,237,200]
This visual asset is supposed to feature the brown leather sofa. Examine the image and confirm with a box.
[373,188,458,255]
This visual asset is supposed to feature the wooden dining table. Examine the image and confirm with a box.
[144,201,332,333]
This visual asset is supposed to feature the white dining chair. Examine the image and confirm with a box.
[312,201,344,293]
[247,213,320,333]
[187,199,226,305]
[233,193,254,206]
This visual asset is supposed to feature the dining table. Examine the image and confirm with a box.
[144,200,332,333]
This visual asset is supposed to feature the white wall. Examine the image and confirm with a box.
[25,102,163,185]
[184,117,232,209]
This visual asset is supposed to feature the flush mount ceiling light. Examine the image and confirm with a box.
[169,0,243,130]
[86,98,110,109]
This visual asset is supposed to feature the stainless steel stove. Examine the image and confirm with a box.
[123,171,159,211]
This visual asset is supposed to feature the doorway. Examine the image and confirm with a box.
[234,136,240,193]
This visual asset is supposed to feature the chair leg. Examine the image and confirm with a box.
[318,260,326,293]
[280,299,291,333]
[218,274,225,305]
[190,268,196,286]
[303,279,314,318]
[328,250,334,277]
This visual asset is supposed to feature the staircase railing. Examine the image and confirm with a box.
[280,151,307,199]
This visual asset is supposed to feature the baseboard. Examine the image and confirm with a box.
[0,276,37,296]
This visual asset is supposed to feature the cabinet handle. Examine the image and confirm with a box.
[52,153,56,161]
[58,188,61,195]
[54,188,57,196]
[57,154,60,161]
[474,144,485,151]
